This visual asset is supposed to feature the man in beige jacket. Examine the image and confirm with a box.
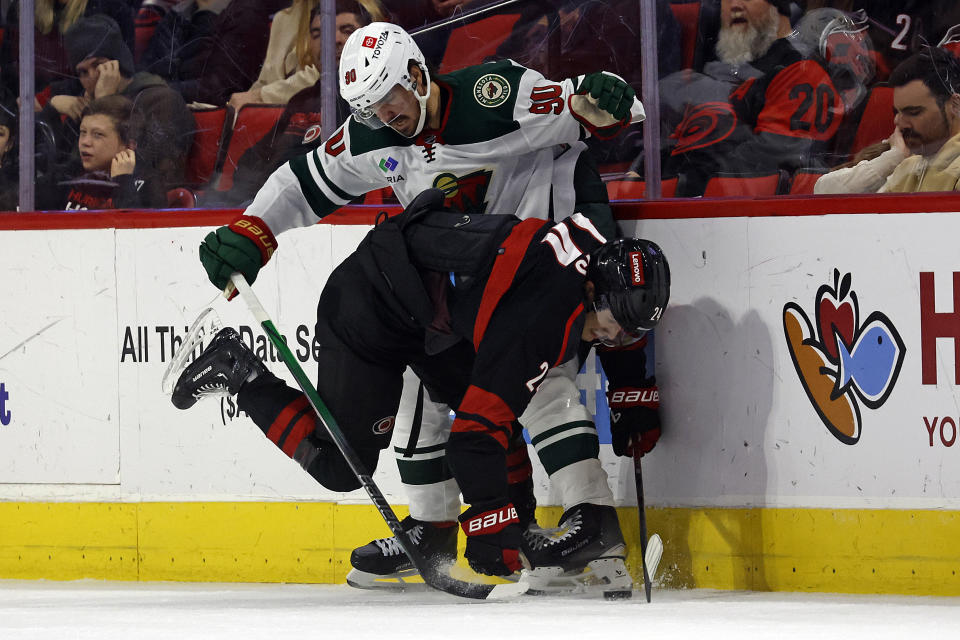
[815,47,960,194]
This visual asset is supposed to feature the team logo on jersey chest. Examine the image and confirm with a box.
[433,169,493,213]
[474,74,510,107]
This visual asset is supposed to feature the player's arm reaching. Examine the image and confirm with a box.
[196,118,387,292]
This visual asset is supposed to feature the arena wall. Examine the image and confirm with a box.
[1,195,959,595]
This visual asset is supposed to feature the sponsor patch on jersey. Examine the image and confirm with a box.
[379,156,398,172]
[372,416,395,435]
[629,251,645,285]
[302,124,322,144]
[362,36,377,48]
[473,74,511,107]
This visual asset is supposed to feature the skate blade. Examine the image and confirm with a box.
[161,308,222,395]
[521,554,632,597]
[345,567,430,592]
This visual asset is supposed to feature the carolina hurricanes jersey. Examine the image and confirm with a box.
[666,38,844,195]
[244,60,632,236]
[444,213,607,451]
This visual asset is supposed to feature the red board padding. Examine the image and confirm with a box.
[1,193,959,231]
[614,192,960,220]
[0,205,404,231]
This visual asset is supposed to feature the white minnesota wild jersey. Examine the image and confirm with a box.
[245,59,636,236]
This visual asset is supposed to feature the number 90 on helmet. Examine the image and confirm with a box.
[338,22,432,137]
[586,238,671,335]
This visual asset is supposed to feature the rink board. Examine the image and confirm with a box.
[1,195,960,595]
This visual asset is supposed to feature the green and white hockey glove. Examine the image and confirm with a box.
[199,215,277,293]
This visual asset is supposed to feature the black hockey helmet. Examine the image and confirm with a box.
[586,238,670,334]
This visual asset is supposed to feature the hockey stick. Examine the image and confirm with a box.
[227,273,528,601]
[633,448,652,602]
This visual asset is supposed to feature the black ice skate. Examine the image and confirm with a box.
[520,503,637,599]
[346,516,458,591]
[170,327,267,410]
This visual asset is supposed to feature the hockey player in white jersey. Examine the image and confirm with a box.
[187,22,661,596]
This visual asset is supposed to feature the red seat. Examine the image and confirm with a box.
[216,104,285,191]
[606,177,678,199]
[849,86,893,156]
[166,187,197,208]
[362,186,396,205]
[438,13,521,74]
[702,173,782,197]
[134,6,165,64]
[789,170,828,195]
[185,106,229,188]
[670,1,701,70]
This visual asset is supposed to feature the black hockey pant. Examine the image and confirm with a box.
[237,251,475,492]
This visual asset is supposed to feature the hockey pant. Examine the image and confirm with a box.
[393,358,615,522]
[234,251,477,493]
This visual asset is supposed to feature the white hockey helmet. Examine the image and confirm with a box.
[338,22,432,137]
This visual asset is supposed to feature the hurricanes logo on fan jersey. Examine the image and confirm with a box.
[671,101,738,155]
[433,169,493,213]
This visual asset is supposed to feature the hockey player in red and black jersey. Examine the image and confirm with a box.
[660,0,845,196]
[171,188,670,594]
[168,22,662,596]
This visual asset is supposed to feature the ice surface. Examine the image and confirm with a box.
[1,580,957,640]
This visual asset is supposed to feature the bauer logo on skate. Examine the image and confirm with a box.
[783,269,906,445]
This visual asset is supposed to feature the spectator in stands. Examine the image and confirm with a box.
[38,94,164,209]
[208,2,370,206]
[138,0,235,83]
[494,0,681,168]
[496,0,681,84]
[139,0,289,106]
[0,103,19,211]
[0,0,135,104]
[651,0,844,196]
[814,47,960,193]
[227,0,385,111]
[41,14,194,204]
[377,0,468,66]
[804,1,960,81]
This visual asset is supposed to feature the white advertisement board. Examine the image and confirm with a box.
[1,210,958,510]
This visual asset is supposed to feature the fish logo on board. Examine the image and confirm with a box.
[783,269,905,445]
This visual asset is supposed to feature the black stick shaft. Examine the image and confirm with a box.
[633,449,652,603]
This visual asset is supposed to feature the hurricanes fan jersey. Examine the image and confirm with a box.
[666,38,844,195]
[245,60,635,236]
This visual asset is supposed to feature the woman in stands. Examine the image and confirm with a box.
[39,94,163,210]
[0,0,135,102]
[227,0,384,111]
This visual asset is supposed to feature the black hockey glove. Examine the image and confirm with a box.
[576,71,635,122]
[199,215,277,293]
[458,500,523,576]
[607,385,661,457]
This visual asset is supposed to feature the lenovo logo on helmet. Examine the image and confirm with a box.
[629,252,645,286]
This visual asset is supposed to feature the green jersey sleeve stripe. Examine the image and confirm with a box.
[289,155,340,215]
[307,149,356,203]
